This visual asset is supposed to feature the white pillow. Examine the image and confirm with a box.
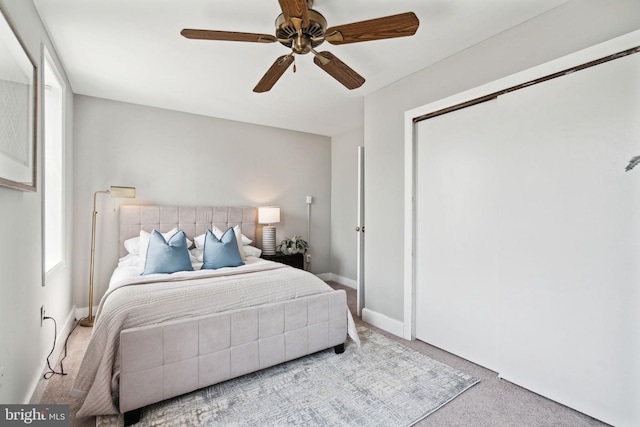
[192,244,260,261]
[138,228,179,270]
[194,233,206,250]
[243,245,262,258]
[240,233,252,246]
[124,236,140,255]
[190,247,204,262]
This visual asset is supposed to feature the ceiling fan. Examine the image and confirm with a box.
[181,0,419,93]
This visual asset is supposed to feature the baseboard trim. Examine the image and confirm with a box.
[316,273,332,282]
[362,308,404,338]
[29,306,77,404]
[317,273,356,289]
[75,305,98,320]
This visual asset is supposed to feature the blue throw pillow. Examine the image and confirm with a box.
[141,229,194,275]
[202,228,245,270]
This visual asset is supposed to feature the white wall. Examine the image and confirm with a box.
[0,0,74,404]
[329,127,363,285]
[363,0,640,323]
[72,95,331,309]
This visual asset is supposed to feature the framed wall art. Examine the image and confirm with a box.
[0,6,37,192]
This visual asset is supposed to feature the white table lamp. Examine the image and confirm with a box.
[259,206,280,255]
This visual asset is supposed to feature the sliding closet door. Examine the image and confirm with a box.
[414,49,640,426]
[495,52,640,425]
[414,99,501,371]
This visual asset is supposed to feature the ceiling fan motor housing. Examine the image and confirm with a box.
[275,9,327,54]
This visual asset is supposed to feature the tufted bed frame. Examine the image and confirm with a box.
[116,205,348,425]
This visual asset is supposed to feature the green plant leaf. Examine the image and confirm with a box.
[280,235,308,251]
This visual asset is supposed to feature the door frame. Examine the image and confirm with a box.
[356,146,365,316]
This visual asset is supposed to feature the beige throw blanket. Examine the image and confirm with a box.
[71,259,347,417]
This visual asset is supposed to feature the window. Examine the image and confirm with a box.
[43,51,65,275]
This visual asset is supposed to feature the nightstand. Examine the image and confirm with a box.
[261,252,304,270]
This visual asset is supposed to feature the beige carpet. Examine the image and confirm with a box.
[40,322,95,427]
[39,282,608,427]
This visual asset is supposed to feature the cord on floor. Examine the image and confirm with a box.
[43,316,82,379]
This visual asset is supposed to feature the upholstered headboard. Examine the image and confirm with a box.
[118,205,257,257]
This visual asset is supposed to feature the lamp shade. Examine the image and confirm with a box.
[109,186,136,198]
[258,206,280,224]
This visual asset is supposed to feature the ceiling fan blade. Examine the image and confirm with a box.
[253,54,295,93]
[278,0,309,29]
[313,51,365,90]
[181,29,276,43]
[325,12,419,45]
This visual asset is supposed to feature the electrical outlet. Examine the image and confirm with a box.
[305,253,311,263]
[41,305,45,326]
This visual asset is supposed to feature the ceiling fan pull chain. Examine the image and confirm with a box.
[293,56,297,73]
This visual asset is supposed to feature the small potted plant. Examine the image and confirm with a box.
[280,235,308,255]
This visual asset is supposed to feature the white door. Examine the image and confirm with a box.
[414,99,501,371]
[413,48,640,426]
[356,146,365,316]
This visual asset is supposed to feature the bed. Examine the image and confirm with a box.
[71,205,357,425]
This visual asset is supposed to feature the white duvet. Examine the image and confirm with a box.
[71,257,358,417]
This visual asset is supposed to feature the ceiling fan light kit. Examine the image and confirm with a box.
[181,0,419,93]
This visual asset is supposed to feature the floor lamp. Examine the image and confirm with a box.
[80,186,136,327]
[258,206,280,256]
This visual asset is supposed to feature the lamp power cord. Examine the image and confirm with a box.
[43,316,81,380]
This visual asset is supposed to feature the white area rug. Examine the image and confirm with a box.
[98,326,479,426]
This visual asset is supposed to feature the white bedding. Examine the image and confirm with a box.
[72,257,358,417]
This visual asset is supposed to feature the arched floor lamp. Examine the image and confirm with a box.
[80,186,136,327]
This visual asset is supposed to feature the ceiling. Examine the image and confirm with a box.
[33,0,570,137]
